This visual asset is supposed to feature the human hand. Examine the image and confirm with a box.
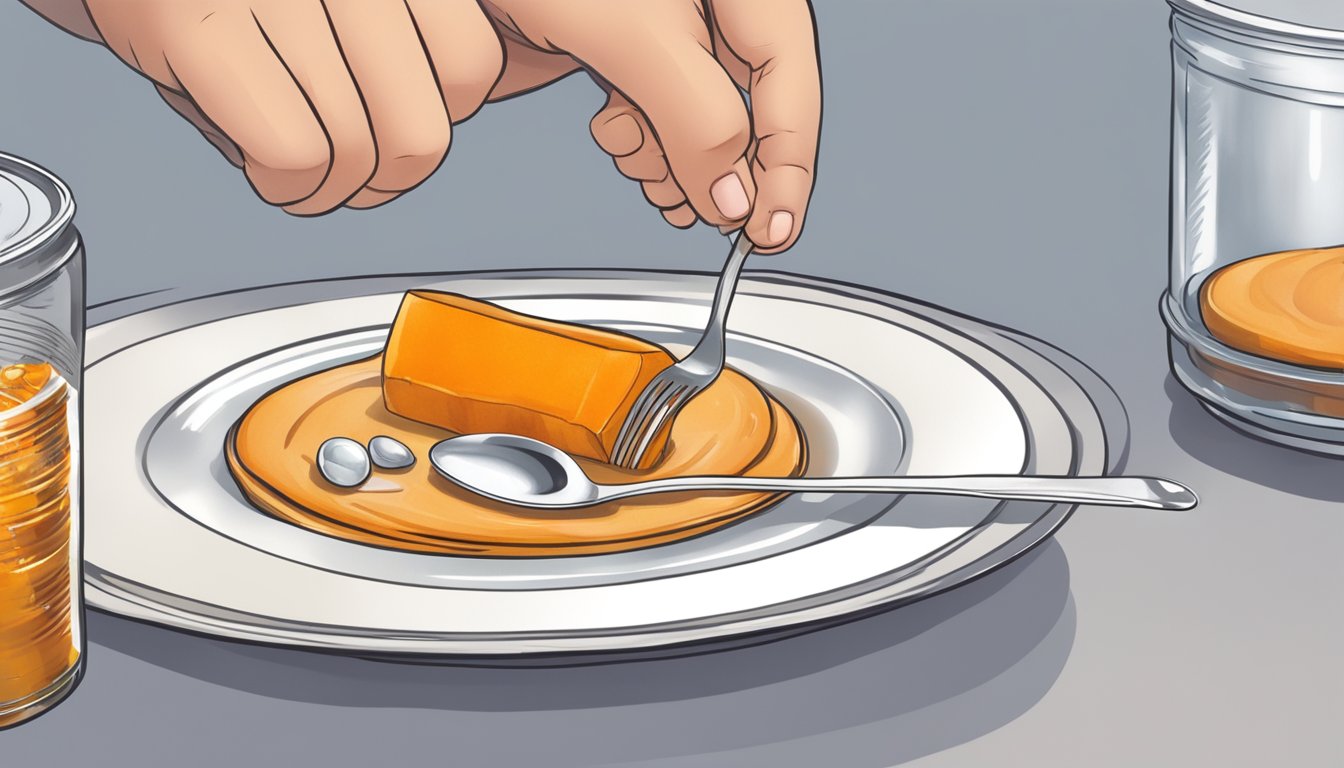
[481,0,821,253]
[78,0,504,214]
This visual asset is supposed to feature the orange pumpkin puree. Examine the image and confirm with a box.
[226,295,807,557]
[384,291,675,466]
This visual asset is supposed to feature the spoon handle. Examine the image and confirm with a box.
[609,474,1198,510]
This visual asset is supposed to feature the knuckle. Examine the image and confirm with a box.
[755,134,818,176]
[244,141,332,204]
[682,107,751,157]
[328,134,377,179]
[372,127,452,189]
[446,43,504,87]
[249,142,330,176]
[642,180,684,209]
[344,188,399,210]
[439,55,504,121]
[593,113,644,157]
[615,151,668,182]
[662,205,697,229]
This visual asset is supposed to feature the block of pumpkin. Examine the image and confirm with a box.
[226,290,807,556]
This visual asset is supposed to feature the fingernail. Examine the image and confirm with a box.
[710,172,750,220]
[768,211,795,245]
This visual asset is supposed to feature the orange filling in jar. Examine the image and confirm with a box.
[1201,247,1344,370]
[1198,247,1344,418]
[0,362,78,716]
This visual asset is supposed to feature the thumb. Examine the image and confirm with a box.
[712,0,822,252]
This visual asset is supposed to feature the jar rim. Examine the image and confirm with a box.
[1171,0,1344,45]
[0,152,76,270]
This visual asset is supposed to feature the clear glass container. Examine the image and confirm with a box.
[0,153,85,728]
[1165,0,1344,454]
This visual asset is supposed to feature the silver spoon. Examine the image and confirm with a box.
[428,434,1198,511]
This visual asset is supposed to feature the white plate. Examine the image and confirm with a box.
[83,271,1124,660]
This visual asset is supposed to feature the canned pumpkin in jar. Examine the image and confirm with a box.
[0,152,85,729]
[1165,0,1344,454]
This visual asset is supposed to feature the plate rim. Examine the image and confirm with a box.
[83,269,1123,658]
[142,321,913,589]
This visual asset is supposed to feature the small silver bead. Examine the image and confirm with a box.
[369,435,416,470]
[317,437,371,488]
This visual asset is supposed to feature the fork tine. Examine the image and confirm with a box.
[623,381,698,468]
[611,377,673,464]
[615,382,687,468]
[615,383,684,468]
[612,233,754,468]
[612,376,669,454]
[624,385,695,468]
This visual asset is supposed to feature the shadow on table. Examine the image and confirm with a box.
[1164,376,1344,502]
[89,540,1074,767]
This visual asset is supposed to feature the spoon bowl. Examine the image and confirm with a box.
[429,434,1199,511]
[429,433,600,507]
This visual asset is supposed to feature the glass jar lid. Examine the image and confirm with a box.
[0,171,50,253]
[0,153,77,298]
[1171,0,1344,41]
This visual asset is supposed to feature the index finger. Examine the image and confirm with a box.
[712,0,821,252]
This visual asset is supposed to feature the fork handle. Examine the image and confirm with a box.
[687,231,755,367]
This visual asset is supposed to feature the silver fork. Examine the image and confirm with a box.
[610,231,755,468]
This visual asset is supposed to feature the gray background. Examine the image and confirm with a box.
[2,0,1341,765]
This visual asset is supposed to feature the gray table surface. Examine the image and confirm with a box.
[2,1,1341,766]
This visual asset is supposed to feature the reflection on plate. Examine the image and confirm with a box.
[84,270,1126,660]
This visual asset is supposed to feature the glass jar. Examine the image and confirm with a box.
[0,153,85,728]
[1164,0,1344,454]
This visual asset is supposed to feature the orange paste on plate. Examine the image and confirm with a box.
[226,293,807,556]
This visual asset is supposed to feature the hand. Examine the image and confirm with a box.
[79,0,504,215]
[481,0,822,253]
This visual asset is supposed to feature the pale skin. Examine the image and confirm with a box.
[21,0,821,252]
